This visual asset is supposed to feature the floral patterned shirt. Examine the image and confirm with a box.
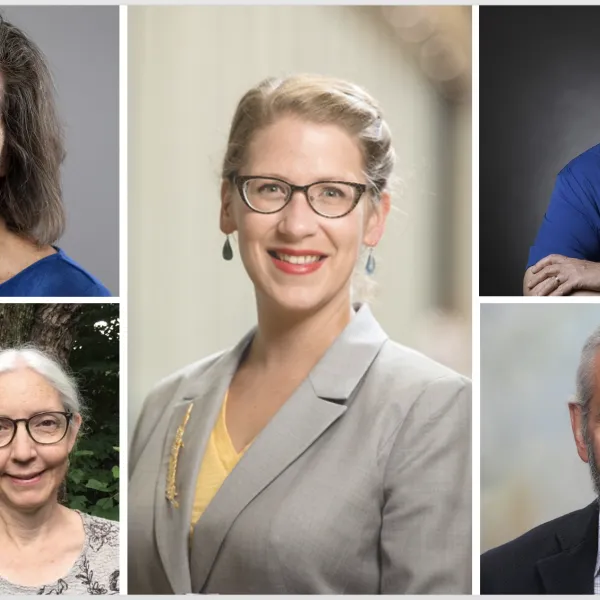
[0,512,119,595]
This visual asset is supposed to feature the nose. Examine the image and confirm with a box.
[10,423,37,462]
[277,189,319,239]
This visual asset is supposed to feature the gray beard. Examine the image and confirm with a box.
[585,433,600,499]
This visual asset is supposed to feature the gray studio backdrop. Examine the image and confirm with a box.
[1,6,119,294]
[481,304,599,553]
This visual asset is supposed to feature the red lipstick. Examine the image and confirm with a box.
[268,248,327,275]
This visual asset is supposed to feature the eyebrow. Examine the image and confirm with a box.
[248,173,364,184]
[0,409,63,419]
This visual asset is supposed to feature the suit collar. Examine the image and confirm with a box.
[178,302,388,405]
[536,501,599,594]
[309,303,388,401]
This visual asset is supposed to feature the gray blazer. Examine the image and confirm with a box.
[128,304,471,594]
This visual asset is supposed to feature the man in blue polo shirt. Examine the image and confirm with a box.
[524,144,600,296]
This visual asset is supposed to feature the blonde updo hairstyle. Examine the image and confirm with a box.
[222,74,395,203]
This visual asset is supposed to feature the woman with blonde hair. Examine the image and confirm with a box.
[0,347,119,594]
[129,74,471,594]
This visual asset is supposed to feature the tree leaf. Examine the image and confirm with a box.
[69,469,85,485]
[69,495,88,511]
[86,478,109,491]
[96,497,114,510]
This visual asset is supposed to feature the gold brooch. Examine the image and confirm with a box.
[165,402,193,508]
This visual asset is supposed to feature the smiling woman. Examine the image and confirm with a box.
[129,74,472,594]
[0,347,118,595]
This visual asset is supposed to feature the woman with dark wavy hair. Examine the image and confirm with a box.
[0,16,110,297]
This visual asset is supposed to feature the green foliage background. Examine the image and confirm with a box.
[65,305,119,521]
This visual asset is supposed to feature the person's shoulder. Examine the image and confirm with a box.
[145,350,227,406]
[481,505,590,592]
[81,513,120,548]
[560,144,600,181]
[362,337,470,433]
[135,351,226,429]
[482,512,565,562]
[129,350,228,468]
[376,338,470,398]
[49,249,112,297]
[80,513,119,590]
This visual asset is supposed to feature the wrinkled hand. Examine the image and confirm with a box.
[526,255,600,296]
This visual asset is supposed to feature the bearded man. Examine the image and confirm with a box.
[481,327,600,593]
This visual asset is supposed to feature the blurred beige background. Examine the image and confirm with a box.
[128,6,472,433]
[481,304,599,553]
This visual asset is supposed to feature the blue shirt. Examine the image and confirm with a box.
[0,247,111,297]
[527,144,600,269]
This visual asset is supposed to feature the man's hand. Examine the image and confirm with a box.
[524,255,600,296]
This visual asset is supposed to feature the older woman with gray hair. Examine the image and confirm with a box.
[0,347,118,595]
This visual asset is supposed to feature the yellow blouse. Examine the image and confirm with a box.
[190,391,246,529]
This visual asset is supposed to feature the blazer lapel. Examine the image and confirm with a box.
[153,333,253,594]
[536,502,599,594]
[189,304,388,592]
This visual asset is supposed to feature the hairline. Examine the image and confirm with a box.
[0,347,81,415]
[576,328,600,438]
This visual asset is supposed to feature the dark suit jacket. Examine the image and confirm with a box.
[481,501,599,594]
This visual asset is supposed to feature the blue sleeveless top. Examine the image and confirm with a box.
[0,247,111,297]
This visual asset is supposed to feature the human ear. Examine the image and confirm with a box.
[220,179,237,235]
[569,402,590,463]
[363,190,391,247]
[67,413,82,453]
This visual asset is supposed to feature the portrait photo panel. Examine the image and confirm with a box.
[128,5,472,595]
[0,303,120,593]
[479,6,600,297]
[0,6,119,297]
[481,303,600,594]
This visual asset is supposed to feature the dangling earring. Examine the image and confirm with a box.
[222,235,233,261]
[365,247,376,275]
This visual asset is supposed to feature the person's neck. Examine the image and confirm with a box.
[0,500,63,550]
[248,290,355,373]
[0,219,55,281]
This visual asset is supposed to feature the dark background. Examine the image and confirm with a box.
[480,7,600,296]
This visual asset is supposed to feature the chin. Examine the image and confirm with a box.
[1,491,54,512]
[0,476,58,511]
[265,285,339,315]
[251,262,351,315]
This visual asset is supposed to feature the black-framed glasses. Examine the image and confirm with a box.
[0,411,73,448]
[234,175,368,219]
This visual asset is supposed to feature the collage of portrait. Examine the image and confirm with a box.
[0,3,598,597]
